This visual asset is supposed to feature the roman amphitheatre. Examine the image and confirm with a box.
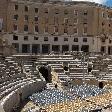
[0,50,112,112]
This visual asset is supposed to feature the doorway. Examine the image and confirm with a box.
[99,82,103,89]
[39,66,51,82]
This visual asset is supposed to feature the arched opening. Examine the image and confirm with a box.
[88,67,92,73]
[99,82,104,89]
[39,66,51,83]
[64,66,68,71]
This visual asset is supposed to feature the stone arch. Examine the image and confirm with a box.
[38,66,51,83]
[99,82,104,89]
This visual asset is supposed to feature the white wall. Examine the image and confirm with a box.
[4,33,94,53]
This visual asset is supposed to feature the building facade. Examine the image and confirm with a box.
[1,0,112,54]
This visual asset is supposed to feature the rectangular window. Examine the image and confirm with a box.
[84,10,88,15]
[83,27,87,34]
[102,12,105,18]
[83,19,87,24]
[101,46,106,53]
[13,35,18,40]
[64,9,68,15]
[74,38,78,42]
[74,27,78,34]
[13,15,18,20]
[24,25,28,32]
[15,5,18,11]
[34,36,38,40]
[64,18,68,24]
[24,15,28,21]
[44,8,48,13]
[64,37,68,41]
[13,24,18,31]
[35,8,38,13]
[101,38,105,43]
[54,26,58,33]
[54,37,58,41]
[44,37,48,41]
[25,6,28,12]
[35,25,38,32]
[83,38,87,42]
[35,16,38,22]
[74,18,78,24]
[109,39,111,43]
[72,45,79,51]
[24,36,28,41]
[74,10,78,16]
[64,27,68,33]
[55,9,59,14]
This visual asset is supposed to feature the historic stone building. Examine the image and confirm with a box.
[0,0,112,54]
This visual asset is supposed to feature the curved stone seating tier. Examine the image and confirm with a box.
[0,77,41,100]
[1,79,46,112]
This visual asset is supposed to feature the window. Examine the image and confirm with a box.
[101,38,105,43]
[74,27,78,34]
[13,15,18,20]
[109,39,111,43]
[64,9,68,15]
[83,27,87,34]
[83,19,87,24]
[13,35,18,40]
[35,8,38,13]
[34,36,38,40]
[54,37,58,41]
[81,45,89,52]
[35,16,38,22]
[44,8,48,13]
[13,24,18,31]
[64,18,68,24]
[44,37,48,41]
[24,15,28,21]
[64,27,68,33]
[64,37,68,41]
[24,36,28,41]
[55,9,59,14]
[15,5,18,11]
[101,46,106,53]
[84,10,87,15]
[83,38,87,42]
[74,10,78,16]
[74,18,78,24]
[72,45,79,51]
[35,25,38,32]
[54,26,58,33]
[102,12,105,18]
[74,38,78,42]
[25,6,28,12]
[52,45,60,52]
[24,25,28,32]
